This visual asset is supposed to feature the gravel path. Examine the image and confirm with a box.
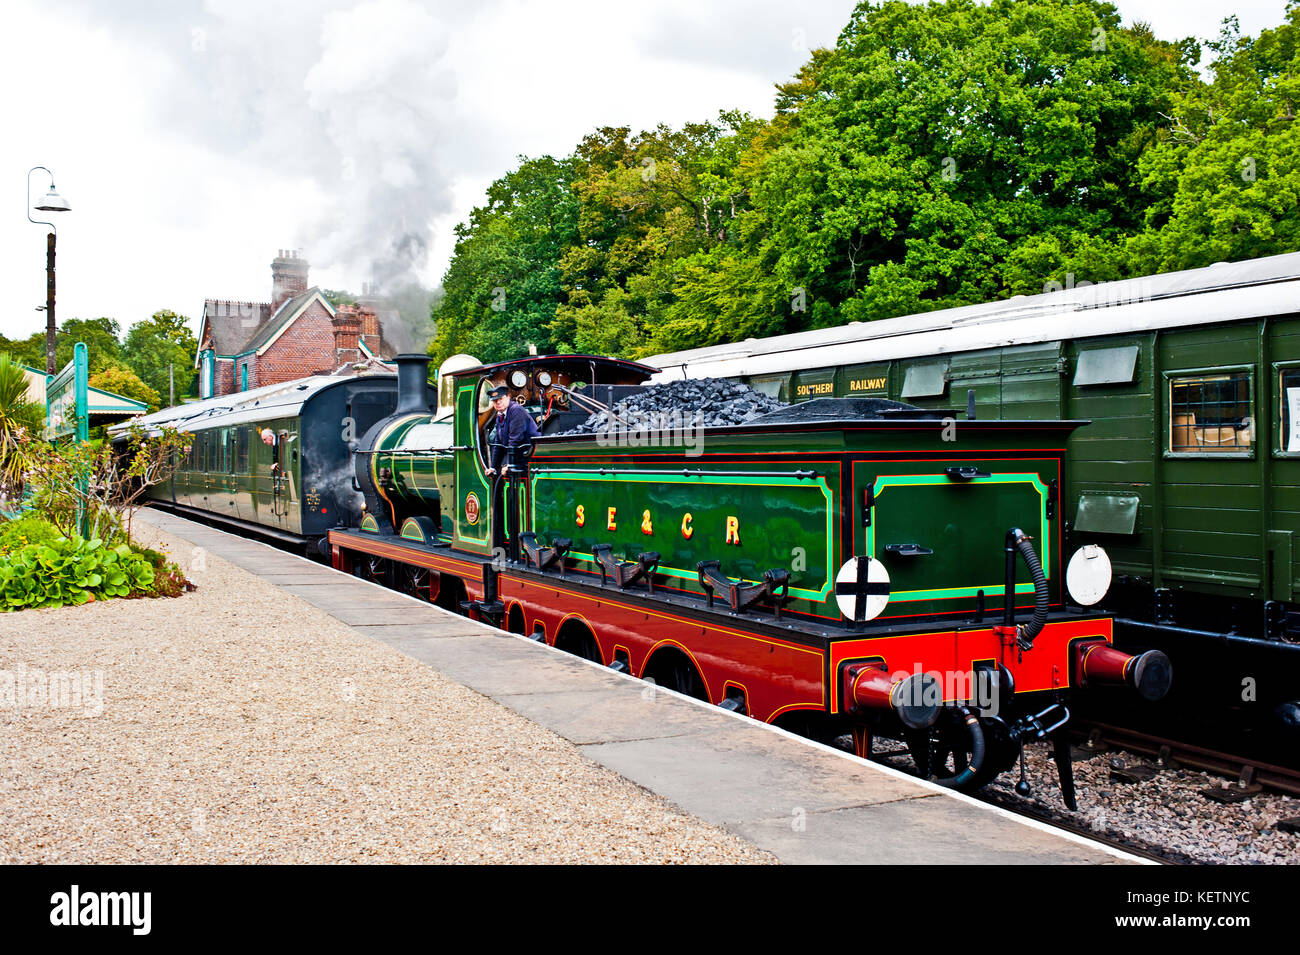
[0,524,774,864]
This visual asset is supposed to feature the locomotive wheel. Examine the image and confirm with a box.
[353,554,388,585]
[669,660,708,701]
[400,564,431,600]
[656,654,709,702]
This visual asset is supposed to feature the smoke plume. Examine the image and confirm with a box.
[52,0,469,343]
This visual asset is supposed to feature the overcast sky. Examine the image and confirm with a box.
[0,0,1291,342]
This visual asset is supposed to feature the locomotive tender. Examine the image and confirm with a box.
[325,352,1166,801]
[643,252,1300,742]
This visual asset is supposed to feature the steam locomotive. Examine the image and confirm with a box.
[315,352,1168,804]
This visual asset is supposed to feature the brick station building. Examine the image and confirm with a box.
[194,250,396,398]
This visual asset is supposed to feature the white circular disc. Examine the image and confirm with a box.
[1067,544,1112,606]
[835,556,891,622]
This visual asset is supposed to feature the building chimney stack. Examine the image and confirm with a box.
[332,305,361,367]
[271,249,310,310]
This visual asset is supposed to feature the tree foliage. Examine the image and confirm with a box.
[429,0,1299,363]
[1128,7,1300,271]
[121,310,197,405]
[89,366,162,413]
[0,353,44,502]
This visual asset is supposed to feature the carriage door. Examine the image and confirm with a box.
[272,433,289,527]
[1157,326,1261,606]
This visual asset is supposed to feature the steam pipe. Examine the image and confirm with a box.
[1006,527,1049,650]
[929,707,986,790]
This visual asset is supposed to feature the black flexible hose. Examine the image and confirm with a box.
[1012,529,1049,650]
[930,707,987,790]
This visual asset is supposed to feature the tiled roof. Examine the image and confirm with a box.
[201,299,271,355]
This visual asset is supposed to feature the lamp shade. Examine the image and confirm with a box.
[34,187,70,213]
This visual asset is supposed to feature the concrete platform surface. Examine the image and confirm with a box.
[137,508,1141,865]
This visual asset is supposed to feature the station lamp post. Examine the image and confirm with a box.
[26,166,72,374]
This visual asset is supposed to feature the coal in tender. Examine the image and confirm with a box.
[553,378,788,435]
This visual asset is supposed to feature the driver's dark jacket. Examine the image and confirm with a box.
[490,400,541,472]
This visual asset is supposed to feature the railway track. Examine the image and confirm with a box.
[975,788,1196,865]
[1071,720,1300,798]
[870,717,1300,865]
[865,744,1192,864]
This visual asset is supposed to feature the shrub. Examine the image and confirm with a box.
[0,352,44,501]
[0,537,157,611]
[149,560,195,598]
[0,514,65,555]
[20,422,190,547]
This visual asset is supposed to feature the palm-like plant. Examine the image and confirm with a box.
[0,353,45,503]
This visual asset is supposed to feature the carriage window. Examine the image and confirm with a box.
[1279,367,1300,454]
[1074,344,1139,386]
[1168,371,1252,453]
[901,362,948,399]
[749,375,790,402]
[235,427,249,473]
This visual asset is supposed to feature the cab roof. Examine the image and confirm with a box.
[449,353,658,383]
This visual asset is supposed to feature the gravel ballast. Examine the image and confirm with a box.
[984,744,1300,864]
[0,524,774,864]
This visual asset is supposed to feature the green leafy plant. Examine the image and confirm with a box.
[0,513,65,555]
[0,536,158,610]
[22,422,191,546]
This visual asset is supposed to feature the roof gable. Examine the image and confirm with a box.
[243,288,335,356]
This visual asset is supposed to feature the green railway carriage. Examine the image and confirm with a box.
[644,252,1300,735]
[113,373,429,550]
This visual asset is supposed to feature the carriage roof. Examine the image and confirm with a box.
[642,251,1300,381]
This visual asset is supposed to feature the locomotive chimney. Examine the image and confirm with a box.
[394,353,433,416]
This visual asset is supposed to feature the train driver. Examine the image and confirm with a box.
[485,384,540,477]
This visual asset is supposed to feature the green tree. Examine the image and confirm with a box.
[0,318,122,374]
[89,366,162,413]
[744,0,1194,323]
[431,155,580,364]
[1128,7,1300,271]
[55,318,123,374]
[121,310,197,406]
[555,115,770,357]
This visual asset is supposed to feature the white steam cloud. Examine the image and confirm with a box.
[301,0,457,290]
[53,0,467,327]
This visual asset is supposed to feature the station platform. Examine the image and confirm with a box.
[136,509,1141,865]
